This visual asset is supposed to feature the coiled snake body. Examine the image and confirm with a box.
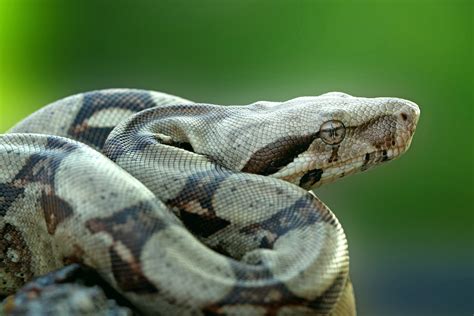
[0,89,419,315]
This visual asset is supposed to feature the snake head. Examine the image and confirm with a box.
[244,92,420,189]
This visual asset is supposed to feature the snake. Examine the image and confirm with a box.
[0,89,420,315]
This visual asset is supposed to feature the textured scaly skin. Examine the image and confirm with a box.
[0,89,419,315]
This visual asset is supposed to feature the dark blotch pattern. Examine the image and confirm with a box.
[16,138,77,231]
[167,171,232,238]
[45,136,80,154]
[41,191,74,235]
[361,152,372,171]
[1,137,78,218]
[69,126,114,150]
[68,90,156,149]
[85,201,167,293]
[0,183,25,217]
[13,137,78,185]
[108,247,159,294]
[364,153,371,162]
[180,211,230,238]
[204,263,345,315]
[242,133,318,175]
[299,169,323,188]
[328,146,340,163]
[239,195,333,250]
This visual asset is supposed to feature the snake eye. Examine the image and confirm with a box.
[319,120,346,145]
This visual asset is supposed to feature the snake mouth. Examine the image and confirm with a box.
[360,146,406,170]
[273,145,408,189]
[313,145,408,186]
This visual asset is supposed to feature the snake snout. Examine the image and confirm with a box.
[394,98,420,134]
[392,98,420,153]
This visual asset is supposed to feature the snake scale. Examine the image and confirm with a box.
[0,89,419,315]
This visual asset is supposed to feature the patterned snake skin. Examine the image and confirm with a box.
[0,89,420,315]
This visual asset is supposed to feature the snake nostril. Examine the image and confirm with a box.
[400,113,408,121]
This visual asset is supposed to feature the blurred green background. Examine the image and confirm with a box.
[0,0,472,315]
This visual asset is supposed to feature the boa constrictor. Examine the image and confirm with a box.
[0,89,420,315]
